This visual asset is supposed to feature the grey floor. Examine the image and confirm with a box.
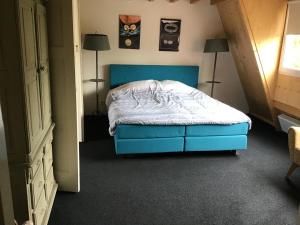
[48,119,300,225]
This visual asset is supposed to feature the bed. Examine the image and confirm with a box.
[107,64,251,155]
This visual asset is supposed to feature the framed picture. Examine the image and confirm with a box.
[119,15,141,49]
[159,18,181,51]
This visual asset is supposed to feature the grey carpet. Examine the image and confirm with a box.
[48,119,300,225]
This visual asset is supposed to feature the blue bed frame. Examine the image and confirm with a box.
[109,64,249,155]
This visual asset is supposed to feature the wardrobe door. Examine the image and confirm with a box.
[35,3,52,131]
[18,0,43,153]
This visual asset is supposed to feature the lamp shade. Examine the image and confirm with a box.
[83,34,110,51]
[204,38,229,53]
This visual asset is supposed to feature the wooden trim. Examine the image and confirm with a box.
[286,163,298,178]
[250,112,275,126]
[274,74,300,118]
[274,100,300,119]
[211,0,228,4]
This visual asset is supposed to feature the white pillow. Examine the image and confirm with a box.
[106,80,156,106]
[112,79,155,92]
[160,80,196,93]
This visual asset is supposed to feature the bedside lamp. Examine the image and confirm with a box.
[204,38,229,97]
[83,34,110,114]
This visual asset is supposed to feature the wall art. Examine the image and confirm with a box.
[159,18,181,51]
[119,15,141,49]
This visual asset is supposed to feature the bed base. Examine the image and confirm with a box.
[114,135,247,155]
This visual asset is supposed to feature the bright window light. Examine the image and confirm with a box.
[279,2,300,77]
[282,35,300,71]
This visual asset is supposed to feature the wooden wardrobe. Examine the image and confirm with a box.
[0,0,57,224]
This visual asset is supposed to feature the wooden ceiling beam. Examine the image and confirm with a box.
[211,0,227,5]
[147,0,201,3]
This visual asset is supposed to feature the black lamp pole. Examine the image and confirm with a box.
[204,38,229,98]
[211,52,218,97]
[95,50,99,114]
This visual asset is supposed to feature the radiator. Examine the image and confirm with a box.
[278,114,300,133]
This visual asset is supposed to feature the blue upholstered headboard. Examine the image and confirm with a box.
[109,64,199,88]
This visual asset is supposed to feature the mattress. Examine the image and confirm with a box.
[107,80,251,135]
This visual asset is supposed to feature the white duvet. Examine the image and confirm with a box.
[106,80,251,135]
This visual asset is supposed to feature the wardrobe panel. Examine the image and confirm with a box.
[19,0,43,153]
[36,4,52,131]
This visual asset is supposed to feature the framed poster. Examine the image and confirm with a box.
[119,15,141,49]
[159,18,181,51]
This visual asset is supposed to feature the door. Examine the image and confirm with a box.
[18,0,43,153]
[35,3,52,131]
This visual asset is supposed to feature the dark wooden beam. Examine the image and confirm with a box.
[211,0,227,5]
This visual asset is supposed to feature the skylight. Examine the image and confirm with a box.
[279,2,300,77]
[282,35,300,71]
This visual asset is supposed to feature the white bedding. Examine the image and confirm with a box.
[106,80,251,135]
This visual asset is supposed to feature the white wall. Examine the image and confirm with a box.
[80,0,249,114]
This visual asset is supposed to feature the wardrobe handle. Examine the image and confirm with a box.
[37,66,45,73]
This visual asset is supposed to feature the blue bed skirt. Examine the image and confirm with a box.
[114,123,249,154]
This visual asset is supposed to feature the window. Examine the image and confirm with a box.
[279,2,300,77]
[282,35,300,71]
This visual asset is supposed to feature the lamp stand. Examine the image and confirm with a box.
[88,51,105,115]
[95,50,99,114]
[206,52,221,98]
[211,52,218,97]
